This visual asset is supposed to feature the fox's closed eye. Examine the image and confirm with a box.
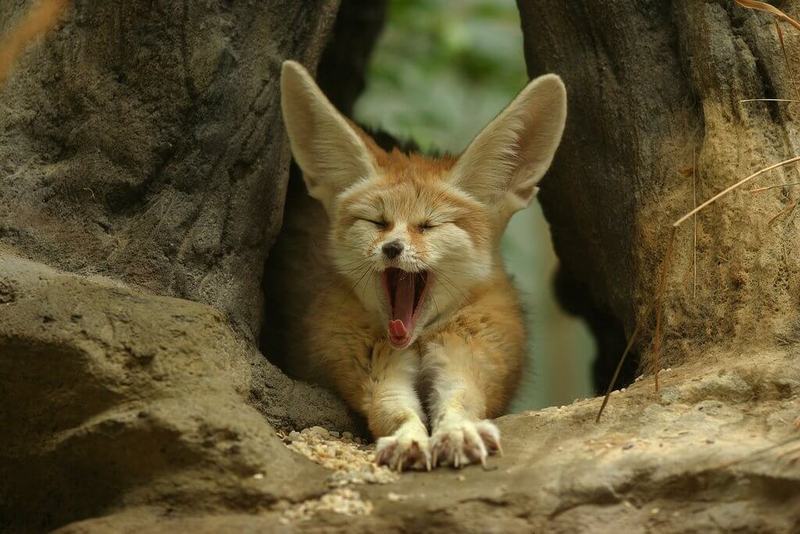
[419,220,454,232]
[361,218,388,229]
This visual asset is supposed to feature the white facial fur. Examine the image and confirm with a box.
[331,178,494,338]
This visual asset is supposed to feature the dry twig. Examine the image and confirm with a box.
[598,156,800,421]
[673,156,800,227]
[749,181,800,193]
[739,99,800,103]
[595,316,644,423]
[692,149,697,301]
[735,0,800,32]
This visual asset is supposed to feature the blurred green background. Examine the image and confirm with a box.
[353,0,595,410]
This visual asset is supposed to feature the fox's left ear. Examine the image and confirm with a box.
[450,74,567,219]
[280,60,377,211]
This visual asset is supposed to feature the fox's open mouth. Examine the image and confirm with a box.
[381,268,430,348]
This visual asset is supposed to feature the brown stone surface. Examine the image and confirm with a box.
[56,349,800,533]
[0,250,353,531]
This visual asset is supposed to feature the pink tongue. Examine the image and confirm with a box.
[388,272,415,342]
[389,319,408,339]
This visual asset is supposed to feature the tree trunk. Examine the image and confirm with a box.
[0,0,340,341]
[519,0,800,374]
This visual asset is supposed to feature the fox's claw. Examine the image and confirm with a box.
[431,418,501,469]
[375,426,431,472]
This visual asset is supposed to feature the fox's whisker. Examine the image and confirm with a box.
[417,259,470,303]
[338,258,376,272]
[349,264,376,298]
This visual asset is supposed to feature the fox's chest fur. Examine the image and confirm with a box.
[300,255,526,419]
[268,183,525,418]
[268,60,566,471]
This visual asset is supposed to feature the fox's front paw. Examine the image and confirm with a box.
[375,424,431,472]
[431,418,501,468]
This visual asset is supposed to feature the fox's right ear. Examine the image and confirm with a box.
[450,74,566,224]
[280,60,376,210]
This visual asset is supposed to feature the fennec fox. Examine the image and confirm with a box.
[277,60,566,470]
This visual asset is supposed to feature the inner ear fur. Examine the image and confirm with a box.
[450,74,567,220]
[280,60,377,210]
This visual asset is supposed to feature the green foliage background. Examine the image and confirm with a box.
[354,0,596,409]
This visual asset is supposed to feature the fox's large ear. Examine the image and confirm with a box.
[450,74,566,220]
[280,60,376,209]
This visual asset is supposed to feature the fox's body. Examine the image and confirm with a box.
[272,61,566,470]
[273,148,526,420]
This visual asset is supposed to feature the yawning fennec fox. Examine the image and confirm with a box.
[277,60,566,470]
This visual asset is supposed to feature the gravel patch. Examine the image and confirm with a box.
[279,488,373,524]
[278,426,398,487]
[276,426,399,524]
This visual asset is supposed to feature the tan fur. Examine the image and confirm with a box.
[276,60,566,470]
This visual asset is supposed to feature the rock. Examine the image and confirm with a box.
[50,345,800,533]
[0,250,355,531]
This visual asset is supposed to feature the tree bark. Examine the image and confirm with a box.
[0,0,340,341]
[519,0,800,372]
[316,0,388,116]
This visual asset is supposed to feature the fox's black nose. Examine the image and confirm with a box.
[382,240,404,259]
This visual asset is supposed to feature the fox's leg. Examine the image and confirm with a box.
[369,345,431,471]
[322,341,430,471]
[423,335,514,468]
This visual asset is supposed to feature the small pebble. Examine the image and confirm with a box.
[622,443,634,450]
[253,473,264,480]
[651,508,660,515]
[457,475,466,481]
